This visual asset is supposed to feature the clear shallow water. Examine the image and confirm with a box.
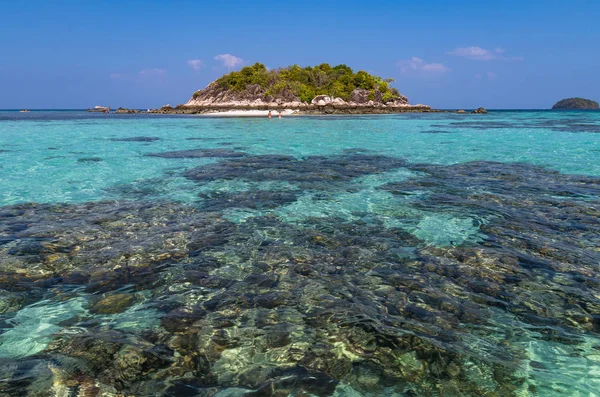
[1,110,600,396]
[1,110,600,206]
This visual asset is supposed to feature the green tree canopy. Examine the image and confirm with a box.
[204,63,402,103]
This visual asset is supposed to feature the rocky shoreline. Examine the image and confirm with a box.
[116,85,488,116]
[118,104,487,116]
[148,81,437,115]
[146,104,488,115]
[115,107,143,114]
[148,103,436,115]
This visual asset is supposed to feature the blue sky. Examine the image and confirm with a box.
[1,0,598,109]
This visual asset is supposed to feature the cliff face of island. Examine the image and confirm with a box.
[152,63,431,114]
[552,97,599,110]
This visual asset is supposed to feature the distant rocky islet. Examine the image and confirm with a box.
[149,63,434,115]
[552,97,599,110]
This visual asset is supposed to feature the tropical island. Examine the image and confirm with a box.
[552,97,599,110]
[150,63,432,115]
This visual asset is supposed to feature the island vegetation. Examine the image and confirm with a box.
[552,97,599,110]
[148,62,435,114]
[194,63,403,104]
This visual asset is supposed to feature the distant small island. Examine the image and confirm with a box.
[150,63,432,115]
[552,97,599,110]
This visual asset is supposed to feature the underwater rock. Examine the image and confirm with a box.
[89,293,136,314]
[3,155,600,396]
[0,201,234,290]
[420,130,454,134]
[77,157,103,163]
[42,331,174,395]
[0,290,28,314]
[248,367,339,397]
[184,153,408,189]
[146,148,246,158]
[0,358,53,397]
[110,136,160,142]
[382,160,600,333]
[161,305,208,333]
[199,190,299,211]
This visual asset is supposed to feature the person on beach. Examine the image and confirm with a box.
[278,111,282,119]
[268,111,272,119]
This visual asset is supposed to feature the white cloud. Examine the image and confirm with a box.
[139,68,167,79]
[187,59,203,71]
[422,63,448,72]
[449,46,522,61]
[214,54,244,69]
[399,57,448,73]
[449,46,496,60]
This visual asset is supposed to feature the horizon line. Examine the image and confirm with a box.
[1,108,597,112]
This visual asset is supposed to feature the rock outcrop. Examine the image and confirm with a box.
[166,83,421,115]
[115,107,141,114]
[350,89,370,104]
[471,107,488,114]
[87,106,110,113]
[552,98,599,110]
[184,82,287,108]
[311,95,333,105]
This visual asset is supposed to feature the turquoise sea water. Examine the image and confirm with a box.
[1,110,600,396]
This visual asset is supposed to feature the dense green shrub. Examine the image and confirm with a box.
[382,91,397,103]
[297,84,316,103]
[216,63,270,90]
[213,63,401,103]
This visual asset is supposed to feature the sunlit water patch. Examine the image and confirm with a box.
[0,297,87,359]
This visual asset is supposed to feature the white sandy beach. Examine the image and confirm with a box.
[198,109,299,117]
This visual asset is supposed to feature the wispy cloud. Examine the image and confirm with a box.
[449,46,522,61]
[476,71,498,80]
[214,54,244,69]
[449,46,501,61]
[139,68,167,79]
[398,57,448,73]
[187,59,203,71]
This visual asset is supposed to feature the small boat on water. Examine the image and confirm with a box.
[87,106,110,113]
[20,109,30,113]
